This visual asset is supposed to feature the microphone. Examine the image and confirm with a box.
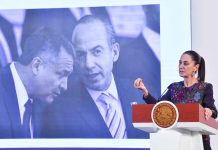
[157,86,169,101]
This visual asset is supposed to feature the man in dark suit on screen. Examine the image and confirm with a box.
[0,27,74,138]
[41,15,148,139]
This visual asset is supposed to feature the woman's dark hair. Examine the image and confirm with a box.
[183,50,205,81]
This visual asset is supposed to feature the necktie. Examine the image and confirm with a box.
[97,93,126,138]
[22,99,32,138]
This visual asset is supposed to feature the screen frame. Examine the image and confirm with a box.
[0,0,191,148]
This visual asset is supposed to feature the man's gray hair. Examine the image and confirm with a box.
[72,15,116,47]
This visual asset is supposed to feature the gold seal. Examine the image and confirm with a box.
[152,101,178,128]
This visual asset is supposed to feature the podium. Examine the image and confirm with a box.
[132,102,218,150]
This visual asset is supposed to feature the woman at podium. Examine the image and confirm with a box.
[134,50,217,150]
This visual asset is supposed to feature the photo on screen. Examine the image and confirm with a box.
[0,5,160,139]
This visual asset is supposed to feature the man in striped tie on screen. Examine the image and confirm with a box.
[41,15,148,139]
[70,15,129,138]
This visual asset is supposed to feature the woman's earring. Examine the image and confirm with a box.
[192,71,196,77]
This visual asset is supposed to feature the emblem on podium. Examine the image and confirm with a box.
[151,101,179,129]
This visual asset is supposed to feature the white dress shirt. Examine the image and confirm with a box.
[10,62,33,138]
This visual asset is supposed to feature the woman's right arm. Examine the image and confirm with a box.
[142,93,157,104]
[134,78,157,104]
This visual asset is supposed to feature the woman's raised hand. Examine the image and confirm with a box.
[134,78,149,97]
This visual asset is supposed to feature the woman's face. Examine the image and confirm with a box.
[179,54,199,78]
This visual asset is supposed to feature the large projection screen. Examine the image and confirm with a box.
[0,0,191,149]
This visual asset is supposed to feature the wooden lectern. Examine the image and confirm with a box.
[132,103,218,150]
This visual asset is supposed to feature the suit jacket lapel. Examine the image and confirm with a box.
[115,79,133,135]
[76,84,112,137]
[77,78,145,138]
[115,77,146,138]
[1,65,23,137]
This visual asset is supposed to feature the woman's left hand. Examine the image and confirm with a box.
[204,108,213,120]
